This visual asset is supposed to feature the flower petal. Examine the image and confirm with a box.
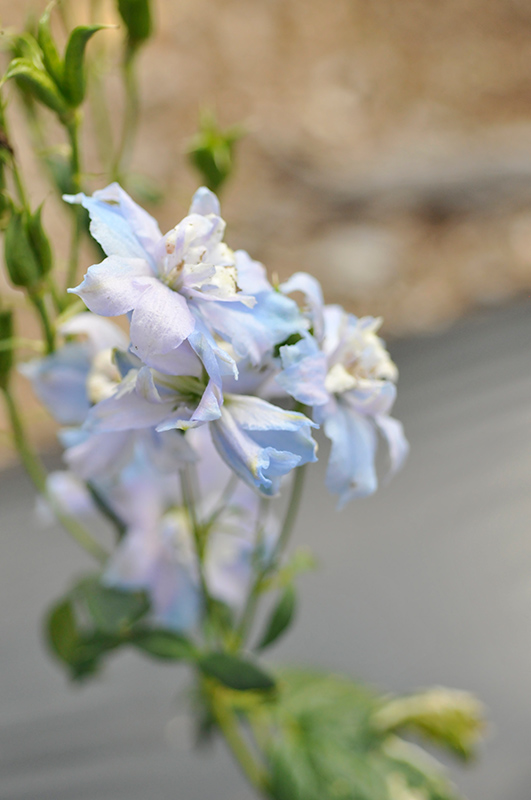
[59,312,129,355]
[20,344,91,425]
[69,256,153,316]
[280,272,325,341]
[323,403,378,508]
[129,279,195,360]
[277,335,330,406]
[375,414,409,477]
[64,183,161,263]
[84,371,174,432]
[188,186,221,217]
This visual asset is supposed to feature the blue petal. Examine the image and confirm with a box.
[210,396,318,496]
[129,279,196,360]
[197,290,307,365]
[188,186,221,217]
[277,335,330,406]
[68,256,153,316]
[64,183,161,264]
[280,271,325,341]
[20,344,91,425]
[375,414,409,478]
[323,403,378,508]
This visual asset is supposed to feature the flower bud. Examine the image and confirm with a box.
[4,209,41,289]
[0,308,14,389]
[117,0,153,49]
[187,112,244,193]
[26,204,53,277]
[372,687,486,761]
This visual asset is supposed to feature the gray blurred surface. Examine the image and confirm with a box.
[1,301,531,800]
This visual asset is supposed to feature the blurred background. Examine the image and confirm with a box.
[1,1,531,799]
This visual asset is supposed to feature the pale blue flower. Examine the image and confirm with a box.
[66,185,254,373]
[278,278,408,507]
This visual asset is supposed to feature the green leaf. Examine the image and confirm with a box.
[62,25,107,107]
[199,653,276,692]
[256,585,296,651]
[75,576,149,634]
[46,595,124,680]
[131,628,196,660]
[3,58,69,116]
[47,598,79,664]
[37,3,64,88]
[117,0,153,48]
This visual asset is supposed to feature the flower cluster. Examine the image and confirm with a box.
[24,184,407,631]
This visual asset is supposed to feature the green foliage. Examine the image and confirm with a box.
[117,0,153,50]
[74,575,149,634]
[47,597,121,680]
[256,585,297,651]
[4,6,108,116]
[0,308,13,389]
[45,574,196,679]
[199,652,276,692]
[131,628,197,660]
[187,110,244,193]
[240,670,473,800]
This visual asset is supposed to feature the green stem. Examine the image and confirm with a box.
[112,45,139,181]
[210,690,270,797]
[87,482,127,540]
[237,466,307,647]
[65,114,83,291]
[273,463,307,561]
[89,0,114,171]
[2,386,108,564]
[29,293,55,354]
[180,467,212,610]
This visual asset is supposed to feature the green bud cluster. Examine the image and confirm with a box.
[3,3,109,119]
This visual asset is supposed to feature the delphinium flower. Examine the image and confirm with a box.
[66,185,305,395]
[277,272,409,507]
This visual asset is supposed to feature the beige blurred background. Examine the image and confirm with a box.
[2,0,531,463]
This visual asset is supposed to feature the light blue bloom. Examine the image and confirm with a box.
[210,395,318,496]
[66,185,254,374]
[278,278,408,507]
